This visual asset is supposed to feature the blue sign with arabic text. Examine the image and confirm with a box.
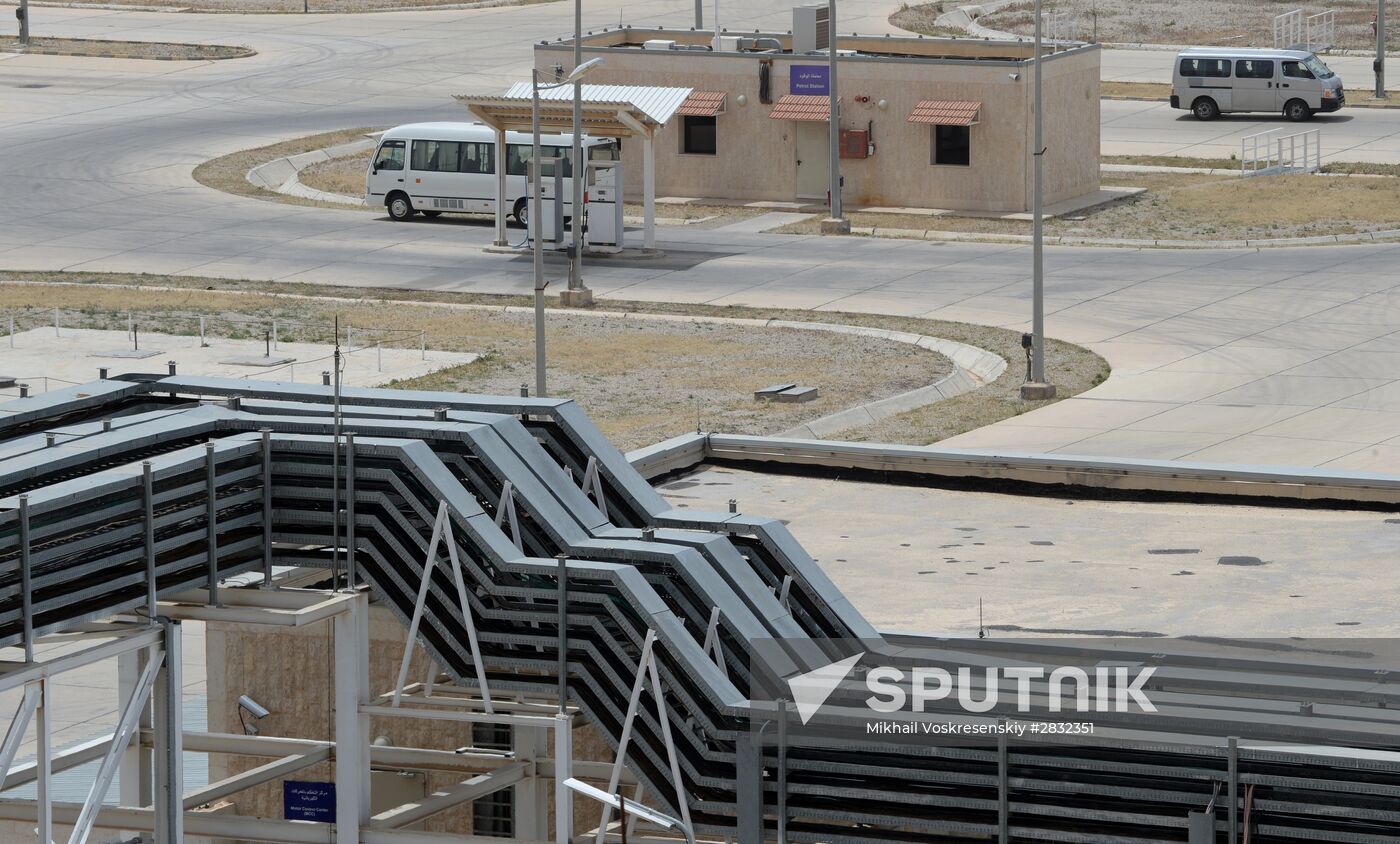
[790,65,830,96]
[284,781,335,822]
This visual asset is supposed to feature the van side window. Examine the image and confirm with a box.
[411,140,464,172]
[373,140,404,171]
[505,144,571,178]
[1282,61,1314,79]
[460,142,494,175]
[1179,58,1230,78]
[1235,59,1275,79]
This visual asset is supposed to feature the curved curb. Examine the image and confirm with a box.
[773,324,1007,440]
[2,39,255,59]
[246,137,373,205]
[848,224,1400,250]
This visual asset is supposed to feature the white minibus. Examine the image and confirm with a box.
[366,122,618,223]
[1171,47,1344,121]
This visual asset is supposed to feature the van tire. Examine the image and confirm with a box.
[1284,99,1313,122]
[387,193,415,221]
[512,198,529,227]
[1192,97,1220,121]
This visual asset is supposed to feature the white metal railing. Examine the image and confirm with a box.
[1306,9,1336,51]
[1242,129,1282,175]
[1243,128,1321,176]
[1274,9,1303,48]
[1039,10,1070,49]
[1277,128,1323,174]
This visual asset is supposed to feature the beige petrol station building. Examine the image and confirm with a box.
[528,17,1103,214]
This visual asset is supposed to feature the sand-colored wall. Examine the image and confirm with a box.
[206,604,611,841]
[534,38,1099,213]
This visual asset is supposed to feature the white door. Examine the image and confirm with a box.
[794,122,829,199]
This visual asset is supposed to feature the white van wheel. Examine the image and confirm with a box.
[387,193,415,221]
[1192,97,1220,121]
[513,198,529,227]
[1284,99,1313,122]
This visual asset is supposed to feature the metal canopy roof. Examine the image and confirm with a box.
[454,83,693,137]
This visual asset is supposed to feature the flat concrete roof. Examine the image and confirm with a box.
[659,466,1400,638]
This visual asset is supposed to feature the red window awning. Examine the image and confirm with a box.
[676,91,728,117]
[767,95,830,121]
[907,100,982,126]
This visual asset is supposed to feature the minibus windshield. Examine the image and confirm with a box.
[1304,55,1335,79]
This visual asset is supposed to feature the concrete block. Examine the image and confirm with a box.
[560,287,595,308]
[754,383,797,401]
[1020,382,1058,401]
[819,218,852,235]
[777,386,819,403]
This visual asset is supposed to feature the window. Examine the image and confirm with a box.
[459,141,494,174]
[931,125,970,167]
[1179,58,1230,78]
[505,144,570,177]
[680,116,717,155]
[372,140,404,171]
[1235,59,1275,79]
[471,723,513,837]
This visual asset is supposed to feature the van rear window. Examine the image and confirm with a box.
[1180,58,1230,78]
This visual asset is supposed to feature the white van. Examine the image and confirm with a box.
[1171,47,1344,122]
[366,122,618,223]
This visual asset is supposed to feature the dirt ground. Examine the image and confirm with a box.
[977,0,1389,50]
[0,272,1109,449]
[0,281,954,452]
[0,36,251,59]
[781,170,1400,242]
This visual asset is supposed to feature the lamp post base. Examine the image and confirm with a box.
[560,287,595,308]
[820,217,852,235]
[1020,382,1058,401]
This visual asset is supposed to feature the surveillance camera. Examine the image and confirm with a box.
[1008,72,1021,81]
[237,695,270,720]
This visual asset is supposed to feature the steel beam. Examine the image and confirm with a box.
[371,761,527,829]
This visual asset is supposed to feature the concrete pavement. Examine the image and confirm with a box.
[2,2,1400,471]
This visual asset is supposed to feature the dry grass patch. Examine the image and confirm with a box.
[300,153,371,197]
[192,128,383,209]
[0,271,1108,449]
[782,170,1400,242]
[979,0,1385,51]
[0,37,252,59]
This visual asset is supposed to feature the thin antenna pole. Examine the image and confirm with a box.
[331,315,343,592]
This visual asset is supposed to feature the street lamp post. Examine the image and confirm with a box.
[1378,0,1388,99]
[821,0,850,235]
[17,0,30,46]
[1020,0,1056,401]
[531,58,605,398]
[566,0,595,307]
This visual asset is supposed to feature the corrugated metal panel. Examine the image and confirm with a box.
[907,100,982,126]
[676,91,727,117]
[767,94,830,121]
[499,82,693,125]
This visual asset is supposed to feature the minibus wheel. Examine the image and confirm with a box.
[387,193,415,221]
[1191,97,1220,121]
[1284,99,1313,122]
[513,198,529,227]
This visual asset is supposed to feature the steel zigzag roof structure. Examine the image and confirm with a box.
[1,374,1400,843]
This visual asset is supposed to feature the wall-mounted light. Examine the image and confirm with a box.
[736,93,748,106]
[877,99,889,110]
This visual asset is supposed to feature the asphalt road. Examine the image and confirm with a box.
[2,2,1400,470]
